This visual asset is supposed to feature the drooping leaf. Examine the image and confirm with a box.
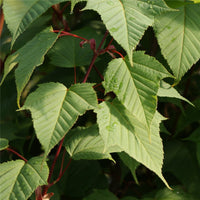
[20,82,98,156]
[118,152,140,184]
[103,51,172,128]
[95,100,170,188]
[0,138,9,151]
[158,81,193,106]
[48,27,103,68]
[84,0,172,64]
[64,125,113,161]
[154,2,200,81]
[3,0,67,46]
[83,189,118,200]
[0,28,58,107]
[0,157,49,200]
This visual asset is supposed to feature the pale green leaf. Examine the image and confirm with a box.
[103,51,172,128]
[0,157,49,200]
[95,100,170,188]
[3,0,67,46]
[84,0,172,64]
[118,152,140,184]
[154,2,200,81]
[0,28,58,107]
[158,81,193,106]
[64,125,113,161]
[20,83,98,156]
[0,138,9,150]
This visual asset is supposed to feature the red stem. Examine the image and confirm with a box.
[83,31,109,83]
[6,148,28,162]
[53,30,87,41]
[110,49,124,59]
[0,8,4,37]
[49,158,72,187]
[93,65,104,81]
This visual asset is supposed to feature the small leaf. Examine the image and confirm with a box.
[84,0,172,64]
[118,152,140,184]
[0,138,9,150]
[158,81,193,106]
[20,82,98,156]
[64,125,113,161]
[154,2,200,81]
[3,0,67,46]
[0,157,49,200]
[0,28,58,107]
[95,100,170,188]
[83,189,118,200]
[103,51,172,128]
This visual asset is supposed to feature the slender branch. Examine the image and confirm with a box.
[93,65,104,81]
[6,148,28,162]
[83,31,109,83]
[53,30,87,41]
[74,65,77,84]
[49,158,72,187]
[0,8,4,37]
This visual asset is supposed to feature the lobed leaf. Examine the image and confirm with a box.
[103,51,172,128]
[64,125,113,161]
[84,0,172,64]
[20,82,98,156]
[0,28,58,107]
[154,2,200,81]
[0,157,48,200]
[3,0,67,46]
[95,100,170,188]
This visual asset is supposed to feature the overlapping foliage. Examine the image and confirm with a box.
[0,0,199,199]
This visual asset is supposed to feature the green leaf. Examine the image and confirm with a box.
[0,28,58,107]
[83,189,118,200]
[48,27,103,68]
[0,138,9,150]
[84,0,172,64]
[64,125,113,161]
[70,0,86,13]
[158,81,193,106]
[118,152,140,184]
[154,2,200,81]
[3,0,67,46]
[20,82,98,156]
[95,100,170,188]
[0,157,49,200]
[103,51,172,128]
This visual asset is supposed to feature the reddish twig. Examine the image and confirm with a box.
[0,8,4,37]
[6,147,28,162]
[110,49,124,59]
[83,31,109,83]
[93,65,104,81]
[53,30,87,41]
[49,158,72,187]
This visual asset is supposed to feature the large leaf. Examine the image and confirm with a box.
[3,0,67,46]
[103,51,172,128]
[0,157,49,200]
[84,0,172,63]
[64,125,113,161]
[48,27,103,68]
[20,83,98,156]
[154,2,200,81]
[95,100,170,188]
[0,28,58,107]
